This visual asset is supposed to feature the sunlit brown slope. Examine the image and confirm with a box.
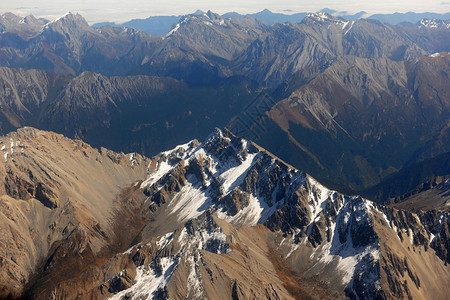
[0,127,150,298]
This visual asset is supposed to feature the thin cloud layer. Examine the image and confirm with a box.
[0,0,447,23]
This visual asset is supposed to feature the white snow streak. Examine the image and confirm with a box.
[167,176,211,222]
[109,257,177,300]
[219,153,256,194]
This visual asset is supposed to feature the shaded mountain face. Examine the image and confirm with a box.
[0,66,259,156]
[0,12,160,76]
[0,11,267,84]
[2,128,447,299]
[0,11,449,199]
[0,12,448,85]
[244,53,450,191]
[388,176,450,212]
[231,13,448,87]
[363,152,450,204]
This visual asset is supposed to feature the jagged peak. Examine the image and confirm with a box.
[0,12,21,21]
[42,11,89,31]
[177,10,227,27]
[306,11,334,21]
[418,18,450,29]
[193,9,205,15]
[302,11,354,32]
[303,11,349,24]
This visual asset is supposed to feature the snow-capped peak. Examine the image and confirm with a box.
[306,12,332,21]
[45,11,72,26]
[304,12,353,32]
[163,23,180,39]
[418,18,450,29]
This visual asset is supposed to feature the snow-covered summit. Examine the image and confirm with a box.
[41,11,89,32]
[163,11,229,39]
[302,12,354,33]
[418,18,450,29]
[104,127,449,299]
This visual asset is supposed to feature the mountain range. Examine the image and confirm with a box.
[0,9,449,299]
[0,10,448,196]
[91,9,450,36]
[0,128,448,299]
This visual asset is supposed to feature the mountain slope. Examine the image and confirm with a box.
[0,66,259,156]
[244,53,450,191]
[388,176,450,211]
[103,129,450,299]
[0,127,150,298]
[1,11,449,200]
[7,128,446,299]
[233,13,447,87]
[1,12,447,87]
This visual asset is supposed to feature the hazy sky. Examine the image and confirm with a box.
[1,0,449,24]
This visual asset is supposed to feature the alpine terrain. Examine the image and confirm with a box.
[0,128,448,299]
[0,7,449,300]
[0,11,448,197]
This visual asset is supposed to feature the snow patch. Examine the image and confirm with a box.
[194,227,229,253]
[141,160,173,190]
[163,23,180,39]
[167,176,211,222]
[129,153,137,166]
[217,194,276,226]
[219,153,256,194]
[344,21,354,35]
[42,12,71,30]
[109,257,178,300]
[430,233,436,244]
[309,198,380,287]
[381,212,391,228]
[408,228,414,245]
[156,232,173,249]
[186,254,203,298]
[307,177,335,223]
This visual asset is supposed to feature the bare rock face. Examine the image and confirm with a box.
[96,129,448,299]
[0,128,448,299]
[260,54,450,192]
[0,127,150,299]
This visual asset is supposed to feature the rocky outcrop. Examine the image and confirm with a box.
[256,54,450,193]
[0,128,448,299]
[0,11,448,199]
[0,128,150,299]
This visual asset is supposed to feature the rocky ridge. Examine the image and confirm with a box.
[0,128,448,299]
[0,127,150,298]
[32,128,446,299]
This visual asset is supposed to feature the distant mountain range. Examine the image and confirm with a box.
[0,9,449,299]
[0,10,449,200]
[91,9,450,36]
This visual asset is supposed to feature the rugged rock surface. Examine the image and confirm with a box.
[0,11,449,196]
[250,53,450,192]
[0,66,258,156]
[0,127,150,298]
[0,12,447,86]
[0,13,47,40]
[385,176,450,211]
[0,128,448,299]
